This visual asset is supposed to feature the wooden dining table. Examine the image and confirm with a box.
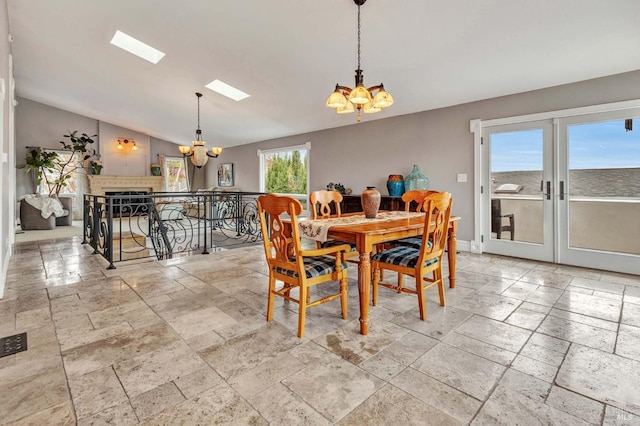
[298,211,460,335]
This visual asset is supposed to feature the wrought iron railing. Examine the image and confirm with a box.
[83,191,263,269]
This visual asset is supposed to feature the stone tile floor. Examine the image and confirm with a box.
[1,236,639,424]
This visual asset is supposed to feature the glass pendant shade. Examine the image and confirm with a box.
[178,145,191,154]
[211,147,223,156]
[349,85,372,104]
[336,101,355,114]
[372,90,394,108]
[192,145,209,168]
[326,91,348,108]
[363,102,381,114]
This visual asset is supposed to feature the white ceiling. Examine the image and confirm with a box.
[7,0,640,148]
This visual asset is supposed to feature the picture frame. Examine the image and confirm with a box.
[217,163,234,187]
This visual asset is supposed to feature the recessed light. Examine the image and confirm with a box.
[110,30,165,64]
[205,80,250,101]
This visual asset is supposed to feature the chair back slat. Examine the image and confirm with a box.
[258,194,303,266]
[402,190,439,212]
[419,192,453,260]
[310,190,343,219]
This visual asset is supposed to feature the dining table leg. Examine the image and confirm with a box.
[357,250,371,335]
[447,221,458,288]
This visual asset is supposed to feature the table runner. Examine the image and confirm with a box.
[298,211,424,242]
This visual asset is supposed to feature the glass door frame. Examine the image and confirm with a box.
[480,120,555,262]
[472,99,640,274]
[557,108,640,275]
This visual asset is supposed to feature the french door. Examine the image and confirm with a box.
[481,109,640,275]
[482,120,554,262]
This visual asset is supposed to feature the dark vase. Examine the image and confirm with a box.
[387,174,405,196]
[150,164,161,176]
[361,186,381,218]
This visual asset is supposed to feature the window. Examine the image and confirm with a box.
[38,150,80,196]
[162,156,189,192]
[259,143,309,206]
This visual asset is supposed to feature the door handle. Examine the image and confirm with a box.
[560,181,565,201]
[540,180,551,200]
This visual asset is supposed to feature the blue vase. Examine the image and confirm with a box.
[386,174,405,196]
[404,165,429,191]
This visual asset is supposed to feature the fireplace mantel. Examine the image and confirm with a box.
[87,175,163,195]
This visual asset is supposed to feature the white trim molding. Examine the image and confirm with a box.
[469,119,483,253]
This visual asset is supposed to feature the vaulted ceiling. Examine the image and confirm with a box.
[7,0,640,148]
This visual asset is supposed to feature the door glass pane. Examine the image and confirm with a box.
[490,129,544,244]
[567,118,640,255]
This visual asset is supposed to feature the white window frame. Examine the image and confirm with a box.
[258,142,310,206]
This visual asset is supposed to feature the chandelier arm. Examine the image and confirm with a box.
[366,84,384,93]
[335,85,352,94]
[205,152,220,159]
[181,152,194,158]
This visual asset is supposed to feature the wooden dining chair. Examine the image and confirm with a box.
[372,192,453,320]
[257,194,350,338]
[309,190,359,262]
[391,190,440,249]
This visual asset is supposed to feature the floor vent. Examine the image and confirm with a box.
[0,332,27,357]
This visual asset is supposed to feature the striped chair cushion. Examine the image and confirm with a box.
[274,255,347,279]
[372,246,439,269]
[320,239,358,252]
[393,237,424,250]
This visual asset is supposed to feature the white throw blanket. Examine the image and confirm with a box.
[22,194,67,219]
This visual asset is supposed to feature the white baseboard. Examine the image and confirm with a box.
[456,240,471,252]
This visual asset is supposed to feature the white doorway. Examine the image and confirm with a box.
[474,104,640,275]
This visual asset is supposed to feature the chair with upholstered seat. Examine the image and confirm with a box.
[372,192,452,320]
[309,190,359,262]
[491,199,514,240]
[257,194,350,338]
[391,190,440,249]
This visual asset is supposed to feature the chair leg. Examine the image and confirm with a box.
[372,263,379,306]
[436,268,446,307]
[340,275,348,319]
[267,275,276,322]
[397,273,404,293]
[298,285,307,339]
[416,274,427,321]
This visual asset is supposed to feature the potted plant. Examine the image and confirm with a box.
[88,160,103,175]
[17,130,98,229]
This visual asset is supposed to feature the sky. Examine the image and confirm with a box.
[491,118,640,172]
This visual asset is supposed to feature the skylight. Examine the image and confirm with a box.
[110,30,165,64]
[205,80,250,101]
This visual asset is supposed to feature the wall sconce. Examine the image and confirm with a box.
[117,138,138,151]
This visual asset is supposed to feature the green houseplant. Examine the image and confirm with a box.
[18,130,98,196]
[17,131,98,229]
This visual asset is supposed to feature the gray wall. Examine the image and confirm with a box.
[14,97,198,197]
[15,97,98,196]
[213,69,640,242]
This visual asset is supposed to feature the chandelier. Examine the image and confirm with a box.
[326,0,393,122]
[178,92,223,168]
